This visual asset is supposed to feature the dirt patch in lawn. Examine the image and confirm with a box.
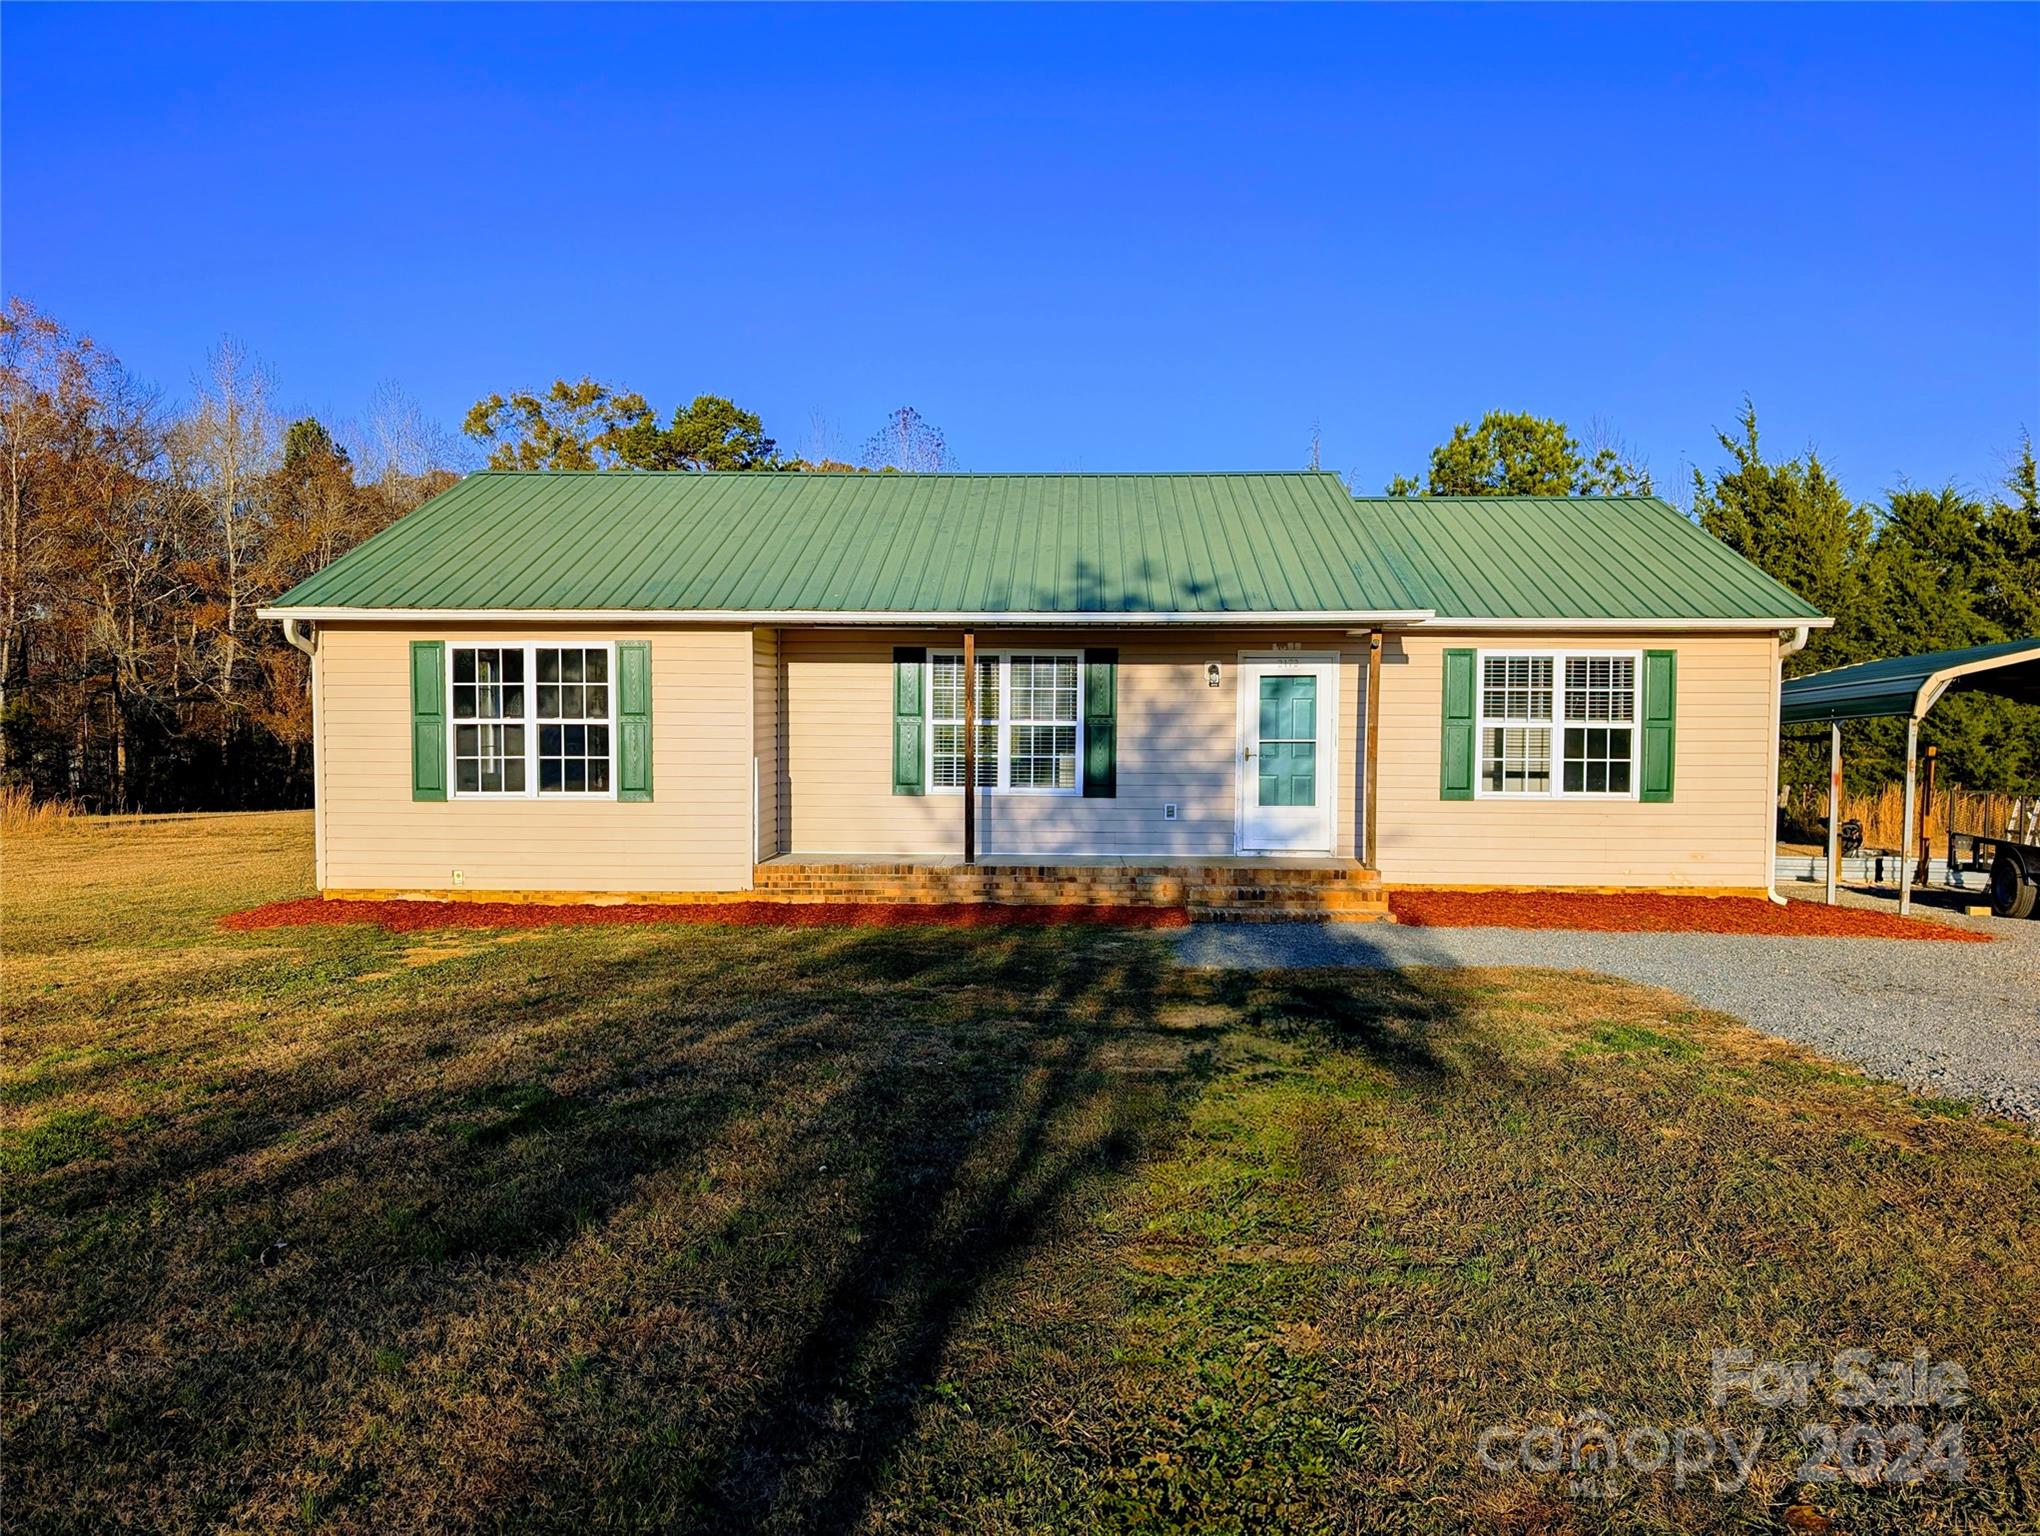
[1387,888,1989,940]
[221,895,1192,933]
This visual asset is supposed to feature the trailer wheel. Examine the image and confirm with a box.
[1991,848,2039,919]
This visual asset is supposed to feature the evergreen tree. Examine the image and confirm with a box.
[1690,399,1871,679]
[1386,410,1651,496]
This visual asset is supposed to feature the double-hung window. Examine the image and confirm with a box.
[928,651,1082,793]
[1477,650,1637,799]
[930,653,999,789]
[450,642,614,797]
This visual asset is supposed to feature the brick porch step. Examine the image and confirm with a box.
[751,859,1388,923]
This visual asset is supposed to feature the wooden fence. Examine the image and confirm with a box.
[1781,782,2040,852]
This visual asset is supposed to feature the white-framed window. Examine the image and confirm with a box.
[931,652,1000,789]
[928,650,1083,794]
[450,641,615,799]
[1476,649,1638,799]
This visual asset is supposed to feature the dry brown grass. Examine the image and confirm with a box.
[0,784,81,837]
[5,815,2037,1534]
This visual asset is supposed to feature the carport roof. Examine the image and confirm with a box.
[1779,637,2040,724]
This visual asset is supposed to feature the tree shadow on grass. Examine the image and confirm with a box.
[1201,967,1464,1087]
[7,923,1503,1534]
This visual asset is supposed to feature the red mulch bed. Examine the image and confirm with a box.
[221,897,1191,934]
[1386,889,1989,942]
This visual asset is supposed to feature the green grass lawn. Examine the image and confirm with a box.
[4,814,2037,1535]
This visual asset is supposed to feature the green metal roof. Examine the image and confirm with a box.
[1780,637,2040,724]
[265,472,1825,625]
[269,472,1428,618]
[1343,495,1826,623]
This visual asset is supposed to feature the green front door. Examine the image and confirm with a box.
[1257,674,1318,807]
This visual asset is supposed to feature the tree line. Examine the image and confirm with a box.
[2,296,2032,812]
[0,301,467,811]
[0,300,957,811]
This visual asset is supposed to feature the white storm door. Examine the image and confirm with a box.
[1237,655,1337,853]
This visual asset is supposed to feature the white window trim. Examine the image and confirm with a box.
[925,649,1086,797]
[1473,647,1643,802]
[445,639,620,803]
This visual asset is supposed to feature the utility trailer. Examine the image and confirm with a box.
[1950,831,2040,919]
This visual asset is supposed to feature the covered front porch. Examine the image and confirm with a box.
[762,625,1387,876]
[752,852,1388,921]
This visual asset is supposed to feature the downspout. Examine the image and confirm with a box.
[1766,626,1812,905]
[279,618,323,891]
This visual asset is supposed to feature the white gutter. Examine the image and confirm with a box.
[1766,625,1814,906]
[1418,615,1834,633]
[255,605,1438,627]
[280,616,317,656]
[254,605,1835,633]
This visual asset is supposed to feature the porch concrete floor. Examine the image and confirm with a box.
[756,853,1371,871]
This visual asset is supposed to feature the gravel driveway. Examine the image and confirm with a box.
[1170,907,2040,1125]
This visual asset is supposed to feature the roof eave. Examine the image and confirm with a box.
[255,605,1439,627]
[1411,615,1831,632]
[257,606,1832,632]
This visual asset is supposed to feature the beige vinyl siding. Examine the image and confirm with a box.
[1373,630,1779,889]
[314,622,755,893]
[752,627,787,861]
[781,628,1367,859]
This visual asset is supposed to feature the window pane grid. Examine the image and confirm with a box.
[448,644,614,797]
[1481,655,1552,722]
[1478,653,1637,797]
[1563,656,1635,725]
[930,655,1000,788]
[928,652,1081,793]
[931,724,998,789]
[1481,726,1550,795]
[1010,656,1078,724]
[1010,724,1078,789]
[535,646,612,794]
[1563,727,1633,795]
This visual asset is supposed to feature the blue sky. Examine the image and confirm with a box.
[7,3,2037,499]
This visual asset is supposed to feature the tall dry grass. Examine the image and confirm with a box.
[1783,781,2039,850]
[0,786,81,837]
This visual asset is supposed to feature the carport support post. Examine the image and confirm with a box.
[1898,716,1919,917]
[1826,721,1841,907]
[962,629,977,866]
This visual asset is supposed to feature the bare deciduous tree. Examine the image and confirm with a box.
[349,378,467,517]
[0,299,95,767]
[860,406,953,473]
[168,339,278,703]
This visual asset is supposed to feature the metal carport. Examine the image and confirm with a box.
[1780,637,2040,914]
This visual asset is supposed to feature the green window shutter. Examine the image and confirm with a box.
[410,640,446,801]
[1440,647,1475,800]
[1083,648,1117,798]
[1640,649,1676,803]
[892,646,925,796]
[617,641,653,801]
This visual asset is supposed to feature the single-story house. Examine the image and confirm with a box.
[260,471,1828,916]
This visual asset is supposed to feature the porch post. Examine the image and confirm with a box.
[1826,721,1841,906]
[1364,632,1383,868]
[1898,716,1918,916]
[962,628,977,866]
[1918,745,1938,886]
